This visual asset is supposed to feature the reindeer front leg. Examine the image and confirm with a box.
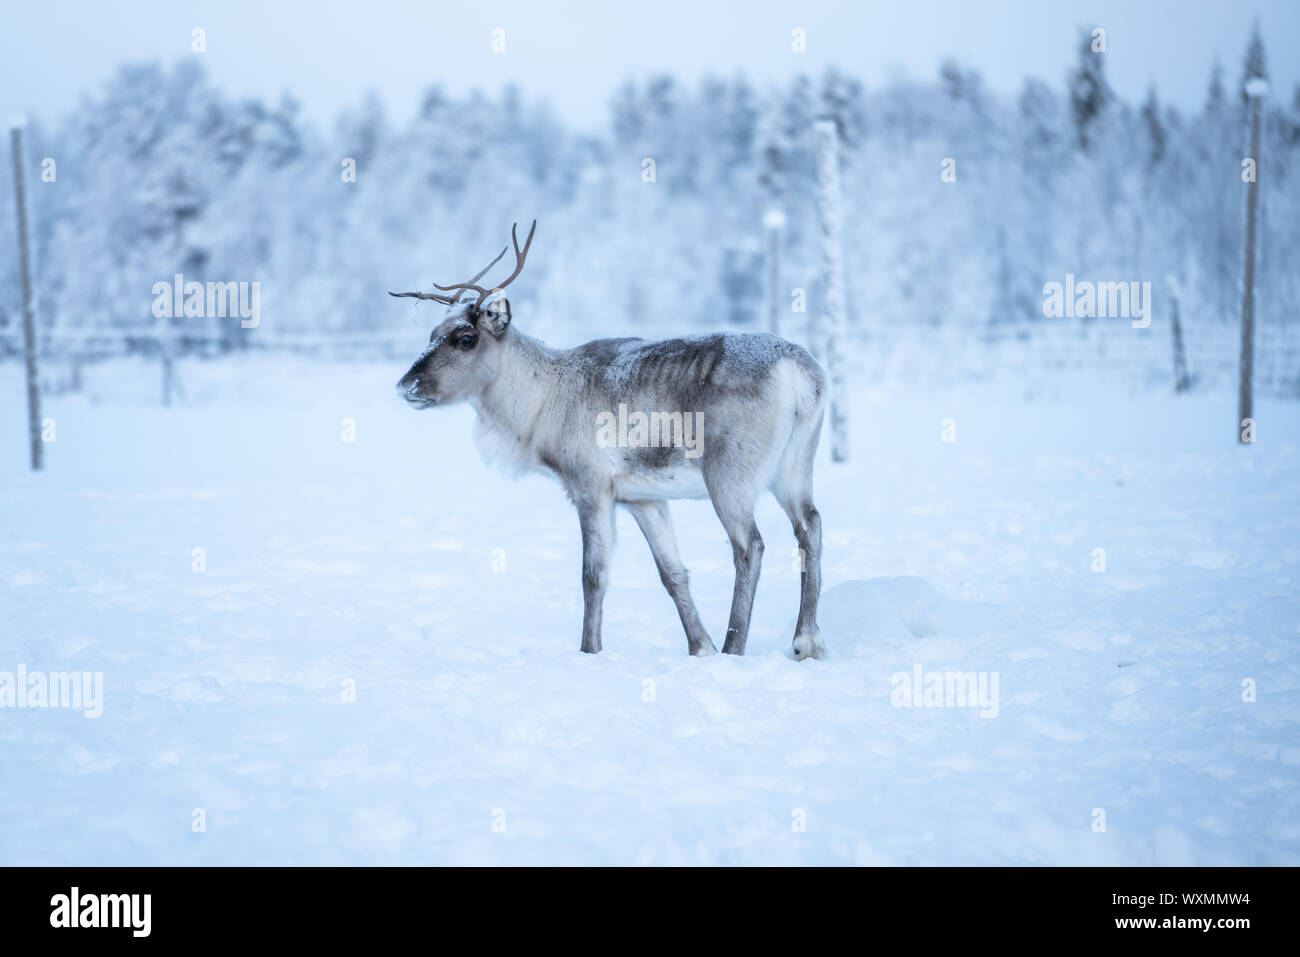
[576,494,614,654]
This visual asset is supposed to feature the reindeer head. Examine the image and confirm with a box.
[392,221,535,408]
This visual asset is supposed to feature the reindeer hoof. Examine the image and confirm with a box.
[792,634,824,660]
[690,640,718,657]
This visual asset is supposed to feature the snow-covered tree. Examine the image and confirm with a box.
[813,119,849,463]
[1069,28,1112,152]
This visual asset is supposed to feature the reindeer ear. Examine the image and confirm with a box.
[481,297,512,337]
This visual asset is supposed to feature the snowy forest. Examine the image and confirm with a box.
[2,24,1296,396]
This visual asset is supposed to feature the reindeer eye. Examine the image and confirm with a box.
[458,333,478,350]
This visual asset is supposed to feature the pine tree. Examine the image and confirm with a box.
[1142,86,1166,164]
[1239,20,1268,109]
[819,68,866,152]
[1206,59,1226,114]
[756,96,789,335]
[1069,28,1111,151]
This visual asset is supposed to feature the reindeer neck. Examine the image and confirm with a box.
[470,329,558,447]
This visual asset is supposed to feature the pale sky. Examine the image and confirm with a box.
[2,0,1296,132]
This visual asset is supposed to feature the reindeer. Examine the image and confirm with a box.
[392,222,827,659]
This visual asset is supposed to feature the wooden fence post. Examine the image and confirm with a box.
[10,121,43,471]
[1238,80,1267,443]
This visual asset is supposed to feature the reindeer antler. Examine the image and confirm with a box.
[388,243,509,304]
[490,219,536,304]
[428,220,537,309]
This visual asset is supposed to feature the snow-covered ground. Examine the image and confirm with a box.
[1,353,1298,865]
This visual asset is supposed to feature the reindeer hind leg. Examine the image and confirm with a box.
[704,463,764,656]
[772,406,825,660]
